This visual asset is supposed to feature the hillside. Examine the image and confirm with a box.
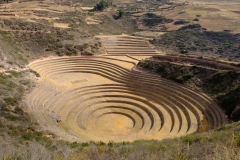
[137,55,240,121]
[150,24,240,61]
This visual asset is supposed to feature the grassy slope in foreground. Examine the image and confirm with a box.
[1,122,240,159]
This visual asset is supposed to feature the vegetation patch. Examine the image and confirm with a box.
[150,24,240,60]
[30,69,40,77]
[142,13,173,26]
[4,97,18,106]
[173,19,189,25]
[94,0,112,11]
[2,121,240,159]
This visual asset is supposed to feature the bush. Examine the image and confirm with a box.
[0,76,7,85]
[64,44,78,56]
[81,142,89,147]
[174,20,189,25]
[5,114,20,121]
[174,76,184,83]
[118,9,125,18]
[70,142,80,148]
[0,121,4,128]
[81,51,93,56]
[30,69,40,77]
[180,50,188,54]
[182,135,201,145]
[6,70,21,77]
[14,106,24,115]
[182,73,194,80]
[180,24,202,30]
[94,0,112,11]
[4,97,18,106]
[193,18,199,21]
[22,133,33,140]
[143,14,174,26]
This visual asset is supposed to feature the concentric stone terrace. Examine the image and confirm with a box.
[27,35,226,142]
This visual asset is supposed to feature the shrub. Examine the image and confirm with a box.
[94,0,112,11]
[97,141,106,146]
[30,69,40,77]
[81,142,89,147]
[183,73,194,79]
[22,133,33,140]
[143,14,174,26]
[6,70,21,77]
[180,49,188,54]
[182,135,201,145]
[234,133,240,146]
[14,106,24,115]
[180,24,202,30]
[174,20,189,25]
[7,61,13,65]
[19,79,30,85]
[0,76,7,85]
[81,51,93,56]
[0,121,4,128]
[174,76,184,83]
[193,18,199,21]
[70,142,80,148]
[64,44,78,56]
[5,114,20,121]
[108,141,114,147]
[178,11,185,14]
[118,9,125,18]
[75,43,89,51]
[4,97,18,106]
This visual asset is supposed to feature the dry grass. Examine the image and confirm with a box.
[1,122,240,160]
[152,1,240,33]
